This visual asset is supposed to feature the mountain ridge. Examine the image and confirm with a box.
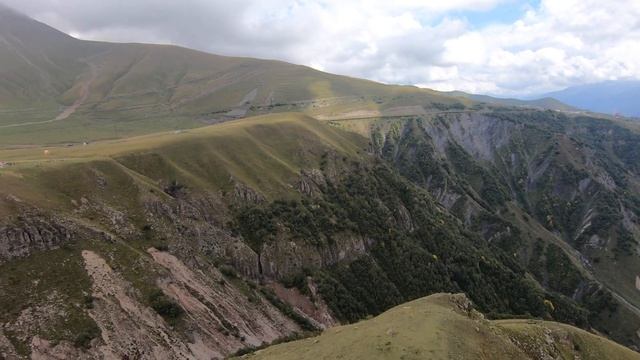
[238,293,640,360]
[445,90,577,112]
[540,80,640,117]
[0,5,526,146]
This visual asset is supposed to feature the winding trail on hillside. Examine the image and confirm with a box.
[0,62,96,129]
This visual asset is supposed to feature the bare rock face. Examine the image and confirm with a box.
[268,279,338,330]
[30,336,95,360]
[297,169,326,197]
[143,195,262,280]
[139,185,376,282]
[0,215,73,263]
[82,250,195,360]
[433,188,461,211]
[394,203,414,232]
[148,248,301,356]
[420,112,515,162]
[447,293,484,321]
[260,233,371,279]
[232,182,265,205]
[73,197,137,238]
[21,249,307,360]
[450,113,517,162]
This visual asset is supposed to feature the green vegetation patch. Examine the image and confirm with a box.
[0,245,99,354]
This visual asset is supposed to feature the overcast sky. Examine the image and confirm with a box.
[4,0,640,97]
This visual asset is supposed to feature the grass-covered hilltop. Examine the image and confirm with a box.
[236,293,640,360]
[2,4,640,360]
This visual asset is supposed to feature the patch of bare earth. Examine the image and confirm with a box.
[316,106,427,120]
[55,63,97,121]
[30,336,93,360]
[147,248,301,357]
[81,250,193,359]
[268,280,338,330]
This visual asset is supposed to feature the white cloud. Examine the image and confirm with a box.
[3,0,640,96]
[435,0,640,95]
[442,32,487,65]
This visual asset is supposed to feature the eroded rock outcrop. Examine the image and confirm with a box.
[0,215,73,263]
[82,250,194,359]
[297,169,326,197]
[260,233,371,279]
[148,248,301,357]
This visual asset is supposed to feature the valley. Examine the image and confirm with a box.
[2,3,640,359]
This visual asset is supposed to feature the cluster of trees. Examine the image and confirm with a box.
[232,110,635,340]
[528,240,582,296]
[445,142,509,207]
[233,162,586,324]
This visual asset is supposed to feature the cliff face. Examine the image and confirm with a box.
[357,110,640,348]
[0,171,344,359]
[369,111,640,251]
[0,215,73,261]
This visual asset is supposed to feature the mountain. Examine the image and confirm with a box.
[541,81,640,117]
[446,90,577,112]
[0,4,461,146]
[2,5,640,360]
[241,293,640,360]
[0,4,107,106]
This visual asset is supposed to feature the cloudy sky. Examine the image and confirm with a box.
[4,0,640,97]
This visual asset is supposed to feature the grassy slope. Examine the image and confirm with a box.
[0,46,459,145]
[0,7,465,145]
[0,113,366,212]
[239,293,640,360]
[0,113,366,353]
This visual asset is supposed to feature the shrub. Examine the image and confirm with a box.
[164,180,186,197]
[219,264,237,278]
[148,289,183,324]
[73,323,101,349]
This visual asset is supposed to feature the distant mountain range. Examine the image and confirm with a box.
[452,81,640,118]
[446,91,577,112]
[540,81,640,117]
